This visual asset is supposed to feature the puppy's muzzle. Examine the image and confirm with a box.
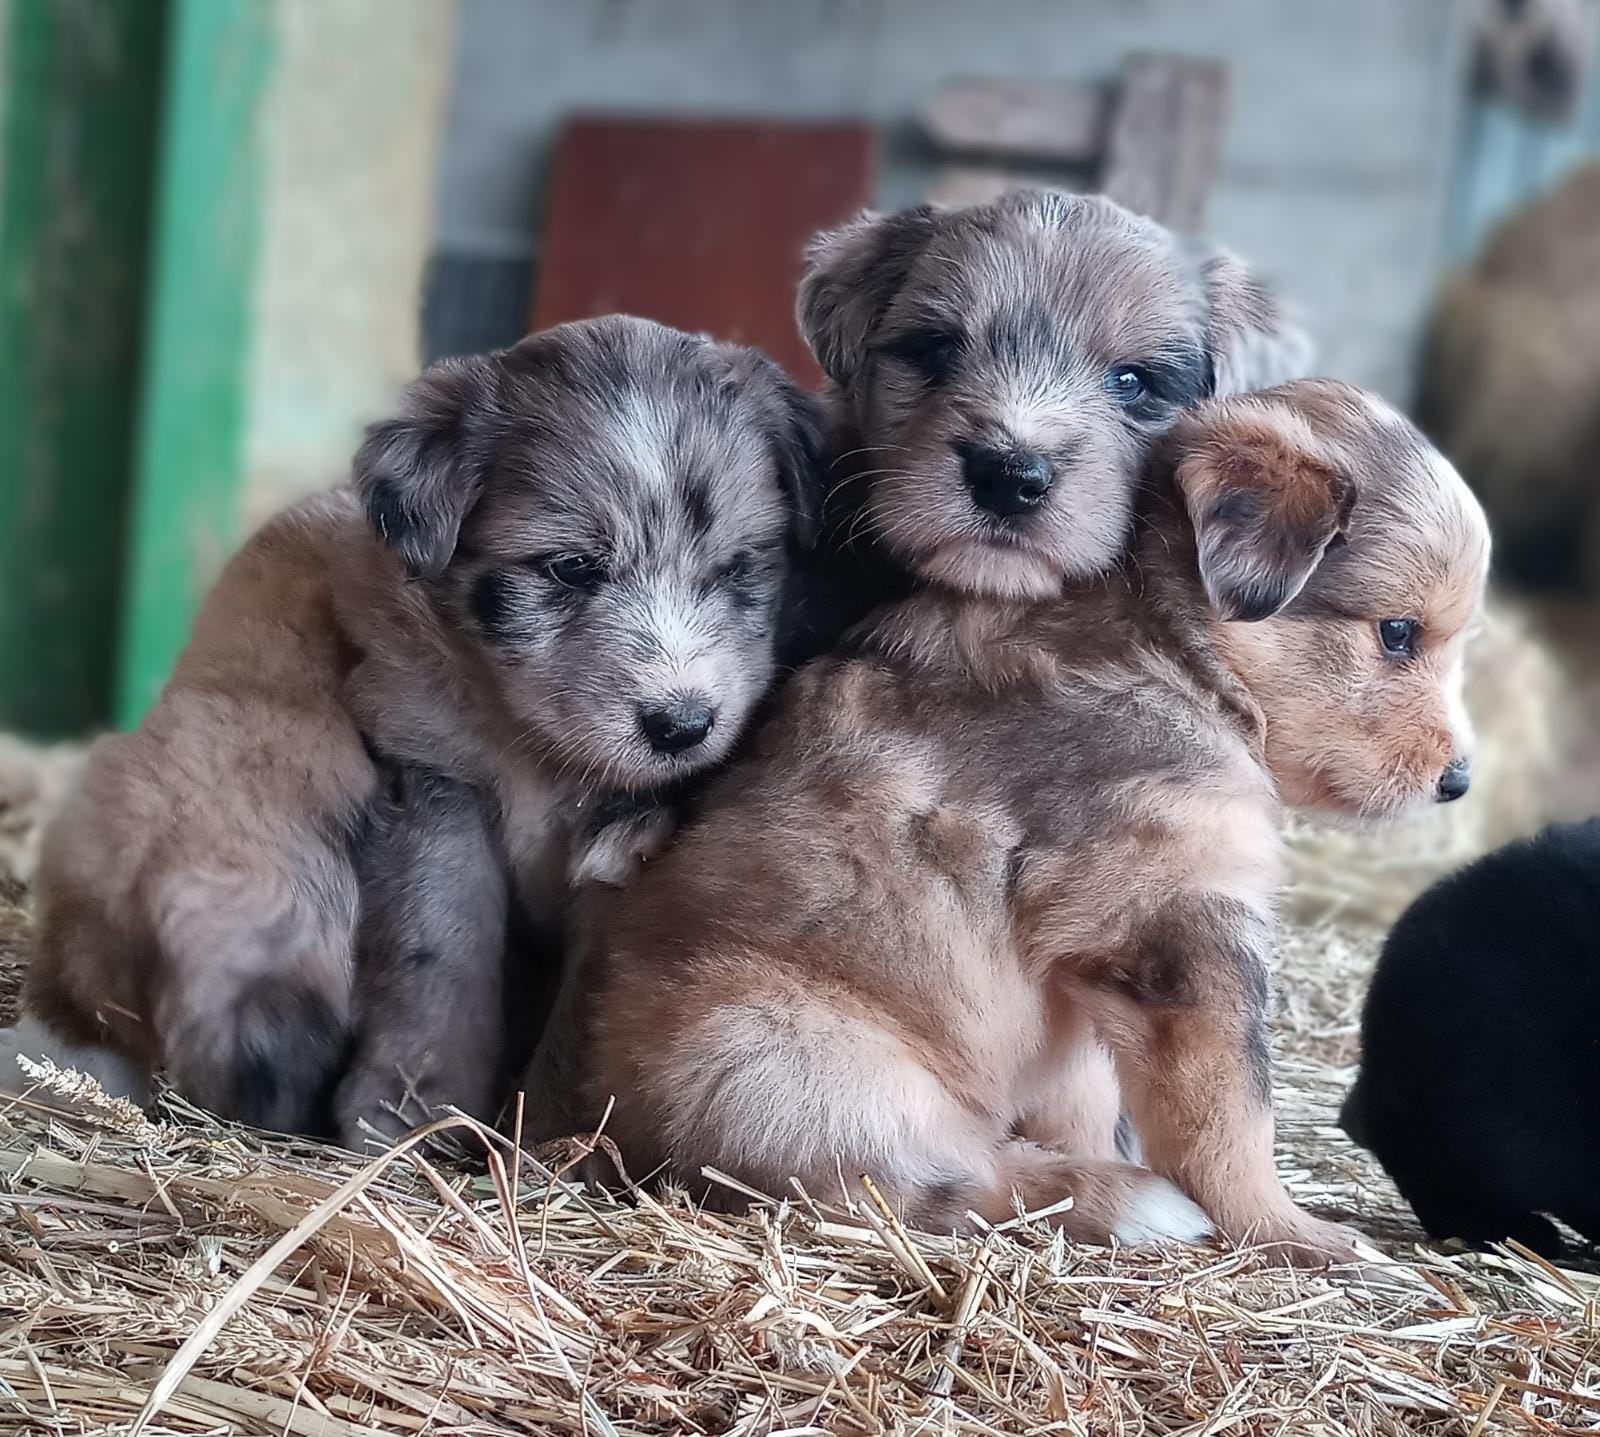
[639,698,716,755]
[959,444,1054,520]
[1436,757,1471,803]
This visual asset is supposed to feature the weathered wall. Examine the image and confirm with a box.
[432,0,1472,401]
[242,0,454,527]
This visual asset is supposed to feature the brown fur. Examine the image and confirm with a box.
[523,189,1311,1139]
[1418,159,1600,591]
[565,380,1489,1267]
[16,317,823,1143]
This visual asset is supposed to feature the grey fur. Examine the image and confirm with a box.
[796,190,1312,607]
[19,317,824,1150]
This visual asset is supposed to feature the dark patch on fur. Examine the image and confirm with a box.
[1110,903,1274,1104]
[985,303,1063,370]
[916,1173,978,1230]
[1004,844,1026,899]
[1226,581,1294,624]
[226,977,350,1135]
[363,478,415,555]
[1140,346,1212,410]
[469,568,518,645]
[680,477,715,539]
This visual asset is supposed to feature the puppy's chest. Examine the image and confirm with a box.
[932,682,1278,929]
[492,771,573,917]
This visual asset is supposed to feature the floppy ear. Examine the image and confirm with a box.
[720,344,828,550]
[354,356,497,579]
[1176,416,1356,621]
[1196,248,1315,397]
[796,205,941,387]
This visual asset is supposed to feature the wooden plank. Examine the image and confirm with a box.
[0,0,168,737]
[924,166,1088,208]
[115,0,275,729]
[532,117,877,389]
[919,77,1106,163]
[1100,53,1230,232]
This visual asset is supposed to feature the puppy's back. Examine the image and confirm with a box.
[26,492,377,1098]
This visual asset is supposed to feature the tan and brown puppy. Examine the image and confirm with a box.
[9,316,823,1146]
[573,380,1489,1266]
[522,188,1310,1131]
[1418,158,1600,591]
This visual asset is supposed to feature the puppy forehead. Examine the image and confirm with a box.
[902,203,1205,355]
[1297,386,1490,627]
[486,332,782,548]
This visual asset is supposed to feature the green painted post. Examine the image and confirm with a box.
[115,0,274,728]
[0,0,168,737]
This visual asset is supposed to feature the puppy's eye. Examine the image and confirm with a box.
[1378,618,1419,656]
[881,328,963,383]
[716,551,754,585]
[1104,366,1150,405]
[536,552,608,592]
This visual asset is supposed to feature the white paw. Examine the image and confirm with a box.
[1114,1176,1215,1244]
[1,1015,153,1107]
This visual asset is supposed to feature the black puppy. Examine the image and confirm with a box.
[1341,818,1600,1257]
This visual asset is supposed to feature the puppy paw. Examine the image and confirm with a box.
[0,1015,153,1109]
[568,806,679,888]
[167,977,349,1134]
[1113,1175,1215,1244]
[1243,1212,1368,1269]
[333,1052,496,1157]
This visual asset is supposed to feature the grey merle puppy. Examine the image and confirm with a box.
[13,315,823,1149]
[774,189,1312,655]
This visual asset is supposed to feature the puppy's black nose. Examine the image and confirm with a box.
[1526,36,1575,108]
[961,446,1053,518]
[1437,758,1471,803]
[639,700,715,755]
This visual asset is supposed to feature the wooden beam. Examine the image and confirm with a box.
[919,78,1107,164]
[1101,53,1230,232]
[115,0,274,728]
[0,0,168,736]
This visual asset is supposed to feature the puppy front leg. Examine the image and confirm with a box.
[334,770,508,1151]
[516,802,680,1144]
[1089,898,1362,1267]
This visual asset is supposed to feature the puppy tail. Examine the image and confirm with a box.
[968,1142,1214,1247]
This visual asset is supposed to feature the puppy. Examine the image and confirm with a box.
[518,188,1310,1133]
[1417,158,1600,591]
[575,380,1489,1266]
[12,316,822,1147]
[1473,0,1597,120]
[1341,818,1600,1258]
[776,189,1309,647]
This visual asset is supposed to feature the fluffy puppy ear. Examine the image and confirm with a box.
[354,356,498,579]
[720,344,828,551]
[796,205,941,387]
[1175,408,1356,621]
[1195,247,1314,397]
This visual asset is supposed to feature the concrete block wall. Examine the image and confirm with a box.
[430,0,1473,402]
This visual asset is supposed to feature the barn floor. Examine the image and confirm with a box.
[3,598,1600,1435]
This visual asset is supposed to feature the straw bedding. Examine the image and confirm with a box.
[4,601,1599,1436]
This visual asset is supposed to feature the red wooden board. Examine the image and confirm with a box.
[532,117,878,389]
